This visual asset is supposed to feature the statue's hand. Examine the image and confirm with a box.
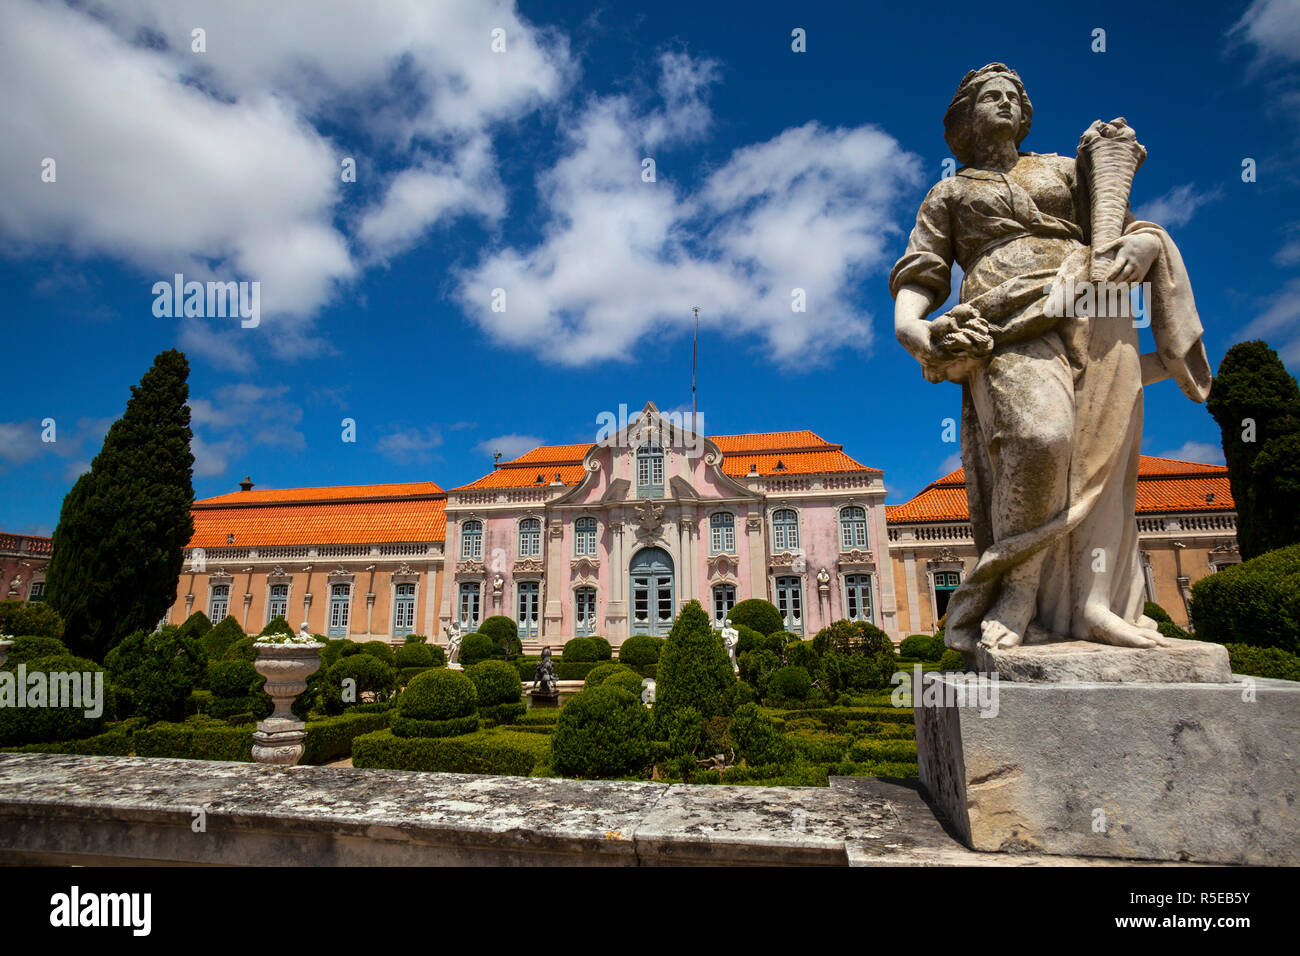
[1100,232,1159,284]
[932,304,993,358]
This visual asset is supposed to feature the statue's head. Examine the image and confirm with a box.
[541,646,552,660]
[944,62,1033,166]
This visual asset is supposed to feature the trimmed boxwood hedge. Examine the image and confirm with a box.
[352,728,548,775]
[466,660,523,705]
[2,635,69,665]
[479,701,527,725]
[480,616,523,657]
[557,661,599,681]
[391,713,480,739]
[302,710,392,764]
[562,637,600,662]
[0,653,108,746]
[133,718,254,762]
[617,635,664,670]
[1225,643,1300,682]
[551,685,651,779]
[395,643,435,668]
[1190,543,1300,653]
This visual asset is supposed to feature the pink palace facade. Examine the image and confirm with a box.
[437,403,895,648]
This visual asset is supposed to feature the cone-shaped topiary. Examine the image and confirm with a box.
[202,615,244,661]
[654,600,738,720]
[45,350,195,660]
[259,616,294,637]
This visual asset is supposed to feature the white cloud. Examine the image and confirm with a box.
[456,53,922,367]
[0,0,571,361]
[938,451,963,476]
[1132,183,1222,229]
[1156,441,1226,466]
[1237,275,1300,368]
[0,422,41,466]
[1228,0,1300,66]
[476,434,544,461]
[188,384,305,481]
[376,426,443,464]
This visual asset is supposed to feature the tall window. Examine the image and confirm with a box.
[574,517,597,557]
[933,571,961,618]
[772,509,799,550]
[460,520,483,560]
[518,518,542,557]
[637,443,664,498]
[393,583,416,638]
[458,582,481,630]
[575,587,597,635]
[209,584,230,622]
[517,581,540,638]
[840,506,868,549]
[845,574,873,623]
[328,583,351,639]
[266,583,289,624]
[28,581,46,603]
[710,512,736,554]
[712,584,736,624]
[775,576,803,634]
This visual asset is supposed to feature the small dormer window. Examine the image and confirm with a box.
[774,460,786,471]
[535,474,544,484]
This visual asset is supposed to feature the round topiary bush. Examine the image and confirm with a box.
[207,660,259,698]
[937,648,967,671]
[359,641,396,666]
[588,636,613,660]
[403,633,428,644]
[769,664,812,701]
[466,660,523,705]
[617,635,664,668]
[392,668,479,738]
[584,662,640,690]
[733,623,765,655]
[899,634,933,659]
[0,653,107,746]
[105,625,207,723]
[467,659,525,724]
[551,685,651,779]
[320,654,399,715]
[602,669,645,696]
[395,643,435,669]
[4,635,69,666]
[459,632,495,666]
[728,599,783,637]
[1191,543,1300,653]
[562,636,600,662]
[480,616,522,657]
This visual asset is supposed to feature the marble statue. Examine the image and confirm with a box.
[816,567,831,591]
[641,677,656,706]
[721,618,740,671]
[533,645,558,697]
[443,622,462,665]
[891,63,1211,656]
[298,621,312,642]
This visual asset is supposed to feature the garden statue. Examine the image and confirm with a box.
[298,621,312,641]
[891,62,1211,658]
[442,622,462,665]
[641,677,656,706]
[532,645,559,698]
[721,618,739,672]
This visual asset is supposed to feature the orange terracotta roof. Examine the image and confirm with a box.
[453,430,880,490]
[887,457,1234,523]
[197,481,443,506]
[188,498,445,548]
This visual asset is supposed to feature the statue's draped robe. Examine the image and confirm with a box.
[889,153,1211,651]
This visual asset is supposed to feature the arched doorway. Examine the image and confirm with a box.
[630,547,674,636]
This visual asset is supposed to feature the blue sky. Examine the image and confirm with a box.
[2,0,1298,536]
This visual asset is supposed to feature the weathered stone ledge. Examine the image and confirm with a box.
[0,753,1188,866]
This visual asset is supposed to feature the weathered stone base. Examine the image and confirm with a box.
[974,637,1232,684]
[915,672,1300,864]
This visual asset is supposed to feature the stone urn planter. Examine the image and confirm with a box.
[251,640,323,765]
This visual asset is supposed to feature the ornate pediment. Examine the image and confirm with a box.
[769,551,807,574]
[514,557,545,575]
[455,560,486,576]
[925,546,962,569]
[708,553,740,580]
[570,556,601,580]
[838,549,876,571]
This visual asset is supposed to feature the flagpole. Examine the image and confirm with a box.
[691,306,699,433]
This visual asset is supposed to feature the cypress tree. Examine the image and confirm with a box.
[45,350,195,659]
[1206,340,1300,559]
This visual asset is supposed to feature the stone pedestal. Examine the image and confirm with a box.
[974,636,1231,683]
[915,671,1300,864]
[251,642,322,766]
